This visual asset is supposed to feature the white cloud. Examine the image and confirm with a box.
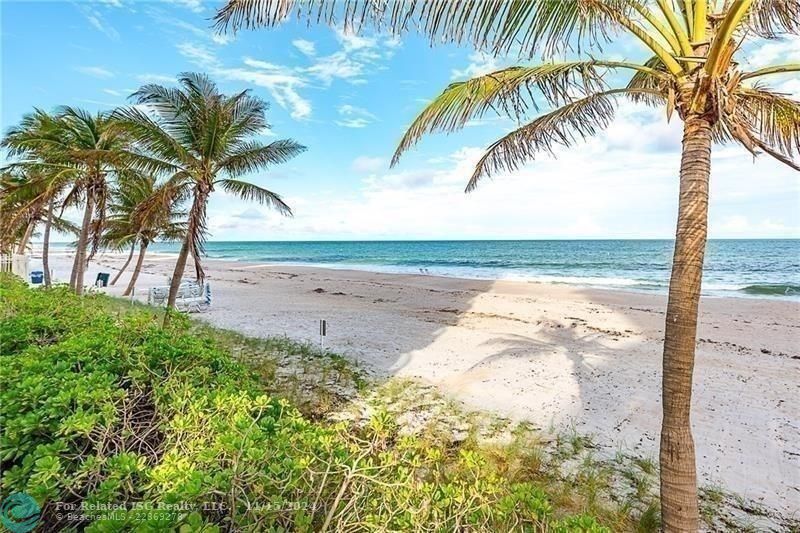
[136,73,176,84]
[164,0,205,13]
[102,88,123,96]
[145,7,233,46]
[306,51,365,84]
[176,27,397,122]
[715,216,798,238]
[73,3,120,40]
[242,58,284,71]
[334,27,377,51]
[336,104,377,128]
[212,33,233,45]
[76,66,115,79]
[451,52,504,79]
[302,27,395,85]
[176,42,219,66]
[742,37,800,69]
[177,43,312,120]
[292,39,316,56]
[352,156,386,173]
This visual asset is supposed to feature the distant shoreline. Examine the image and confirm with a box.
[38,237,800,245]
[34,244,800,301]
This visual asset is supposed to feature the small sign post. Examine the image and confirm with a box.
[319,319,327,349]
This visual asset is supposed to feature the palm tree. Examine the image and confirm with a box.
[216,1,800,529]
[2,110,71,285]
[115,73,305,322]
[0,170,79,284]
[2,108,131,294]
[109,242,137,286]
[103,172,152,286]
[1,129,81,288]
[104,173,186,296]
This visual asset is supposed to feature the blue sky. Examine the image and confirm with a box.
[2,0,799,240]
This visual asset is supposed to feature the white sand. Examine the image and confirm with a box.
[37,249,800,514]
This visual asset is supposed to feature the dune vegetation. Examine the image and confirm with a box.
[0,273,691,531]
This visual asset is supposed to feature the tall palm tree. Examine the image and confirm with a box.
[0,170,79,282]
[0,142,81,288]
[2,111,70,285]
[103,171,155,286]
[115,73,305,322]
[216,1,800,530]
[2,108,131,294]
[104,173,186,296]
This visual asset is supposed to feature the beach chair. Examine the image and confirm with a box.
[148,281,211,312]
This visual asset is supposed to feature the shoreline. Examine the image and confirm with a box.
[35,245,800,302]
[37,250,800,515]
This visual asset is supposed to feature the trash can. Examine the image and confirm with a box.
[95,272,110,287]
[30,270,44,284]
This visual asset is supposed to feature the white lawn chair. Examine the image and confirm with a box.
[148,280,211,312]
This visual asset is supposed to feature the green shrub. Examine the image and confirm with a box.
[1,275,613,531]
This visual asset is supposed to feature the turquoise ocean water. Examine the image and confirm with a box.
[127,239,800,299]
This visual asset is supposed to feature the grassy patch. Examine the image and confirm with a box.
[91,290,366,418]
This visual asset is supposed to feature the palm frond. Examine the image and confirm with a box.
[215,0,628,57]
[392,60,666,166]
[220,90,271,144]
[218,178,292,216]
[743,0,800,38]
[216,139,306,176]
[729,85,800,168]
[742,63,800,80]
[113,106,193,167]
[2,109,70,158]
[50,216,80,236]
[465,88,664,192]
[625,55,670,103]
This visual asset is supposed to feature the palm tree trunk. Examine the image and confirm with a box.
[71,190,95,294]
[123,241,148,296]
[112,243,137,286]
[163,237,191,327]
[43,199,53,288]
[164,186,207,326]
[16,220,35,254]
[660,114,711,532]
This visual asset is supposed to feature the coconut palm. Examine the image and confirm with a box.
[2,107,131,294]
[103,172,154,286]
[2,111,68,284]
[216,1,800,529]
[104,173,186,296]
[1,113,84,288]
[0,172,45,254]
[114,73,305,322]
[0,170,79,282]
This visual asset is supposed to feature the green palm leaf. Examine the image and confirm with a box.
[218,178,292,215]
[214,0,624,57]
[465,88,664,191]
[217,139,306,176]
[393,60,668,165]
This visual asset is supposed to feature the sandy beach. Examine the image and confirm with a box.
[39,249,800,515]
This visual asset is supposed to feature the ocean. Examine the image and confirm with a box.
[127,239,800,299]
